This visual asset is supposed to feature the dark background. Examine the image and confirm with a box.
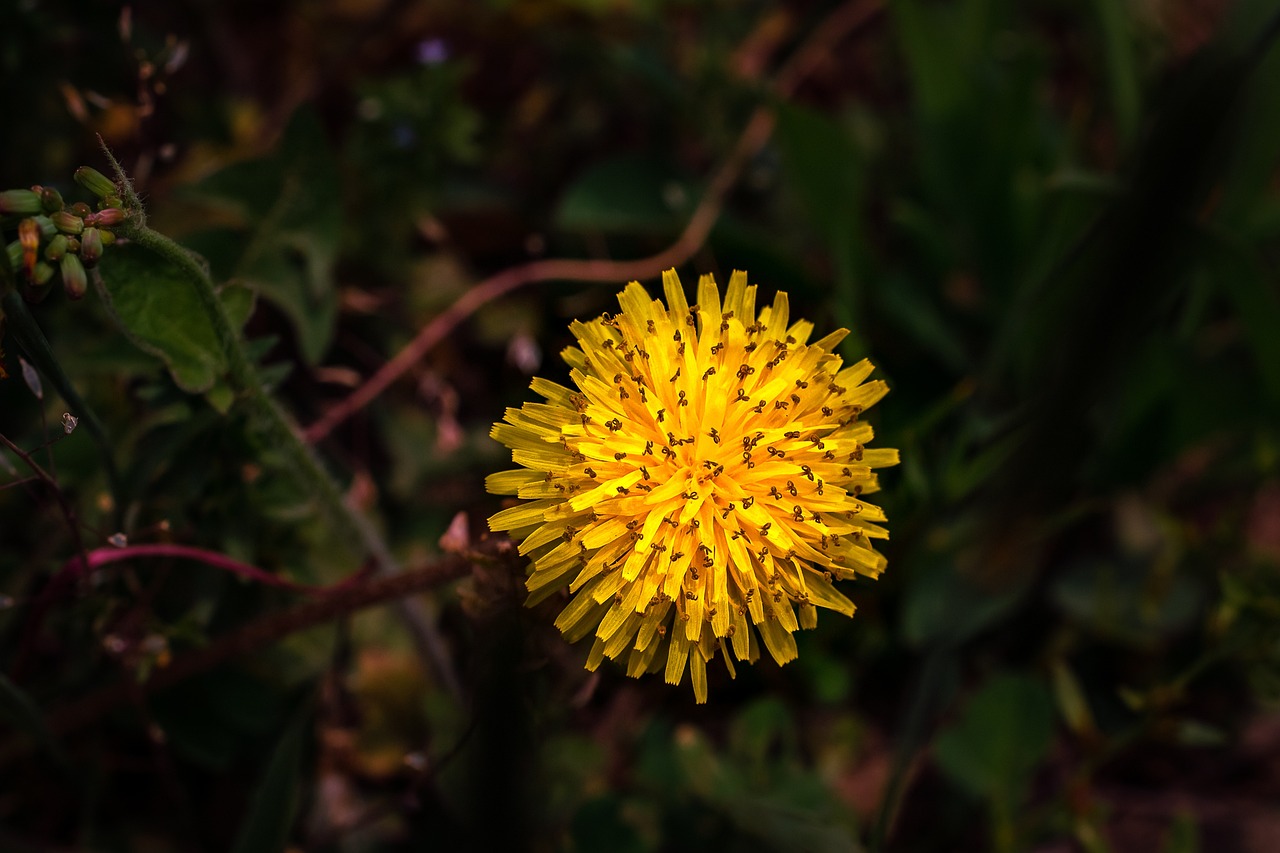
[3,0,1280,850]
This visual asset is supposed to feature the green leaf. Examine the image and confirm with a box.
[1164,812,1200,853]
[901,559,1025,648]
[1089,0,1141,146]
[775,103,864,244]
[876,274,968,374]
[891,0,967,120]
[185,109,342,363]
[230,692,312,853]
[237,250,336,367]
[1209,241,1280,406]
[1052,559,1204,646]
[933,674,1055,805]
[774,102,869,344]
[97,243,229,394]
[555,154,691,234]
[571,797,647,853]
[720,795,862,853]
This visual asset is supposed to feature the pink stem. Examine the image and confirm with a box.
[66,544,358,594]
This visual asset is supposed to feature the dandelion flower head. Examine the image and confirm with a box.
[487,270,898,701]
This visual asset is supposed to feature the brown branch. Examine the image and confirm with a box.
[0,550,482,761]
[302,0,885,445]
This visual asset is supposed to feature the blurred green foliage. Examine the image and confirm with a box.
[3,0,1280,850]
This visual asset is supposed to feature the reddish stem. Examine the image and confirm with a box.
[63,544,341,593]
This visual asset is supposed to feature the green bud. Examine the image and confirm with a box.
[44,234,69,262]
[6,241,22,270]
[60,254,87,299]
[70,201,91,217]
[50,210,84,235]
[40,187,64,213]
[0,189,42,216]
[31,215,57,238]
[34,261,55,286]
[80,228,103,266]
[74,166,118,200]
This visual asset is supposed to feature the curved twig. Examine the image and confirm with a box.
[302,0,885,445]
[0,547,493,763]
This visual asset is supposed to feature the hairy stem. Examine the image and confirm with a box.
[114,220,463,701]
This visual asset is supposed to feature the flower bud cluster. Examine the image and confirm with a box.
[1,167,126,302]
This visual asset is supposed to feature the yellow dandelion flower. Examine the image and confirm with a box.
[486,269,899,702]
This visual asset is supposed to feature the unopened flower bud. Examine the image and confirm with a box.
[40,187,64,213]
[98,229,116,245]
[0,189,42,215]
[88,207,125,227]
[74,166,118,200]
[60,254,87,299]
[44,234,69,262]
[50,210,84,235]
[80,227,103,266]
[33,261,55,286]
[70,201,92,217]
[6,240,21,270]
[18,218,40,277]
[31,215,57,238]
